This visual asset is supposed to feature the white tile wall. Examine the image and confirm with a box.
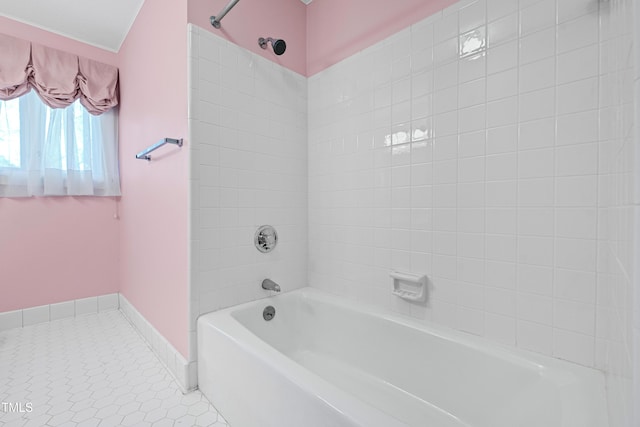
[597,0,637,425]
[185,2,636,422]
[188,25,308,361]
[307,0,633,388]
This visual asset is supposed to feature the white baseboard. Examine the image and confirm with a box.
[118,294,197,393]
[0,293,119,330]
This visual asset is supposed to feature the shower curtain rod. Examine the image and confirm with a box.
[210,0,240,29]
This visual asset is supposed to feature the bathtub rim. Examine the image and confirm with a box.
[201,287,602,377]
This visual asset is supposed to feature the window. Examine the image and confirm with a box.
[0,33,120,197]
[0,91,121,197]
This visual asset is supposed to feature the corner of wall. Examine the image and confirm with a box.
[118,293,197,392]
[117,0,190,359]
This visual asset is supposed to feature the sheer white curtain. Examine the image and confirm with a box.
[0,90,120,197]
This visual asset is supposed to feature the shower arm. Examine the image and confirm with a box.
[258,37,273,49]
[210,0,240,29]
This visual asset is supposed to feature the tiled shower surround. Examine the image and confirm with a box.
[307,0,634,424]
[188,25,308,356]
[188,0,636,425]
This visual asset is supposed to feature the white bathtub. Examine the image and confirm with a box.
[198,288,608,427]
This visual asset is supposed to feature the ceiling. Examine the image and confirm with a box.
[0,0,145,52]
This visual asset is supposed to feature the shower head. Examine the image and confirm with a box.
[258,37,286,56]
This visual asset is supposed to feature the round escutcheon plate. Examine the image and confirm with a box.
[254,225,278,253]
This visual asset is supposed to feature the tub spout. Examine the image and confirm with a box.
[262,279,281,292]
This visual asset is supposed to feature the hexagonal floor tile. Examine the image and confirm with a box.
[0,311,230,427]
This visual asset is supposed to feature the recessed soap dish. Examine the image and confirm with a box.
[390,271,427,302]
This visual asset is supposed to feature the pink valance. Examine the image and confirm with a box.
[0,33,118,115]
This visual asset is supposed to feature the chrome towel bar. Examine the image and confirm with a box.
[135,138,183,161]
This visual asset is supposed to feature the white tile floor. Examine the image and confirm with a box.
[0,310,228,427]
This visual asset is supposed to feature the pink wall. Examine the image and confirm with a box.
[0,18,120,313]
[0,0,459,356]
[0,16,118,66]
[0,198,119,312]
[306,0,458,76]
[118,0,189,357]
[188,0,307,76]
[189,0,457,76]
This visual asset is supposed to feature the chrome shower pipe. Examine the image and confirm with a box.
[210,0,240,29]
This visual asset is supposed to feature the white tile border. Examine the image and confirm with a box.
[22,305,50,326]
[0,293,119,331]
[118,293,197,393]
[75,296,99,315]
[0,310,22,330]
[50,300,75,320]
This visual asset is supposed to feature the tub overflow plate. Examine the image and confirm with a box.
[263,306,275,321]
